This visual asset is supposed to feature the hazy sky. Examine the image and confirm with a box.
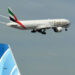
[0,0,75,75]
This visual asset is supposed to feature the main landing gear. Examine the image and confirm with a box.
[31,29,46,34]
[37,29,46,34]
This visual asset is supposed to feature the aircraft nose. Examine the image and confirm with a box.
[66,20,71,28]
[67,20,70,25]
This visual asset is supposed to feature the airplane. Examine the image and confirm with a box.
[1,7,71,34]
[0,44,21,75]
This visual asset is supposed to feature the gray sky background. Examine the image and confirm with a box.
[0,0,75,75]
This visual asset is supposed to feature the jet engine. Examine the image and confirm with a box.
[53,27,62,32]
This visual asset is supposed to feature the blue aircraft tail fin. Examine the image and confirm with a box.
[0,44,21,75]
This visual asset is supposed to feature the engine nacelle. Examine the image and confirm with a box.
[53,27,63,32]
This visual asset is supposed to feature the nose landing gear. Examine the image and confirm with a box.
[65,28,68,31]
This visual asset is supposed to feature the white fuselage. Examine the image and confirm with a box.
[7,19,70,30]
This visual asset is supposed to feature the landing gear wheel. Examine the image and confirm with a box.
[42,32,46,34]
[31,30,36,33]
[65,28,68,31]
[37,29,46,35]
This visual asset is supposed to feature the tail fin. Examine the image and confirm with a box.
[8,7,26,29]
[8,7,18,22]
[0,44,21,75]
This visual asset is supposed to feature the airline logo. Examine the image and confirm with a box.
[8,8,26,29]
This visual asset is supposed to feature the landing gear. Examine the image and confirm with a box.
[65,28,68,31]
[31,29,46,34]
[41,31,46,34]
[31,30,36,33]
[37,29,46,34]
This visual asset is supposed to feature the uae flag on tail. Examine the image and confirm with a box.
[8,8,17,22]
[8,7,26,29]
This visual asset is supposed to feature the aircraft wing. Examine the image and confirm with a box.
[0,44,21,75]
